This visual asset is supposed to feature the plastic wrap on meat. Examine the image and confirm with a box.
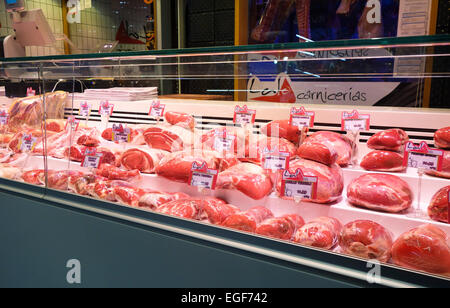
[68,174,104,196]
[347,174,413,213]
[425,150,450,179]
[198,198,240,225]
[22,170,46,185]
[339,220,393,262]
[120,148,167,174]
[435,127,450,149]
[45,119,66,133]
[155,150,219,183]
[255,214,305,240]
[428,186,450,224]
[89,180,134,202]
[391,224,450,276]
[0,164,21,180]
[46,170,85,191]
[165,111,196,131]
[222,206,274,233]
[216,163,273,200]
[0,133,14,146]
[155,199,202,220]
[243,136,296,165]
[138,191,190,210]
[293,217,342,250]
[8,129,44,153]
[360,150,406,172]
[276,158,344,204]
[77,134,101,147]
[367,129,409,152]
[261,120,301,145]
[63,145,116,165]
[114,186,147,207]
[94,164,141,181]
[297,131,353,167]
[144,125,194,152]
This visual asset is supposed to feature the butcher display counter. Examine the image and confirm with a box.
[0,35,449,288]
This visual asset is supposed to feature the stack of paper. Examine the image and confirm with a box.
[74,87,158,101]
[0,87,5,97]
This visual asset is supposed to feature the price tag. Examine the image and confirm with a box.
[0,110,9,125]
[79,102,92,117]
[112,124,131,143]
[290,107,315,128]
[19,134,38,152]
[280,168,318,200]
[189,161,218,190]
[99,101,114,116]
[341,110,370,131]
[65,116,80,131]
[213,129,236,152]
[149,100,166,118]
[233,105,256,125]
[81,148,103,169]
[403,141,444,171]
[262,147,290,171]
[27,87,36,97]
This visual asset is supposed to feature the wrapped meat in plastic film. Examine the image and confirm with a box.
[216,163,273,200]
[425,150,450,179]
[22,169,46,185]
[68,174,105,196]
[347,174,413,213]
[45,119,66,133]
[391,224,450,276]
[62,145,116,165]
[339,220,393,262]
[428,186,450,224]
[297,131,353,167]
[155,198,202,220]
[144,125,195,153]
[88,180,134,202]
[8,129,44,153]
[198,198,240,225]
[44,170,86,191]
[360,150,406,172]
[94,164,141,182]
[435,127,450,149]
[222,206,274,233]
[114,186,147,207]
[0,164,21,180]
[120,148,167,174]
[367,129,409,152]
[276,158,344,204]
[138,191,191,210]
[165,111,196,131]
[293,217,342,250]
[255,214,305,240]
[261,120,301,145]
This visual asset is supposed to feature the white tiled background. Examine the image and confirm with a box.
[0,0,153,56]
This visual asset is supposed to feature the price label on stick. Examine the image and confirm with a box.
[27,87,35,97]
[403,141,444,171]
[341,110,370,131]
[233,105,256,125]
[0,110,8,125]
[189,161,218,190]
[112,124,131,143]
[79,102,92,117]
[281,168,318,200]
[19,134,38,152]
[65,116,80,131]
[290,107,315,128]
[149,100,165,118]
[99,101,114,116]
[81,148,103,169]
[213,129,235,152]
[262,147,290,171]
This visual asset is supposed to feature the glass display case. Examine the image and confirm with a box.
[0,34,449,287]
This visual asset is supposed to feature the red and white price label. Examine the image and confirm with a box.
[403,141,444,171]
[213,129,236,152]
[79,102,92,117]
[19,134,38,152]
[112,124,131,143]
[262,147,290,171]
[26,87,36,97]
[233,105,256,125]
[290,107,315,128]
[0,110,9,125]
[81,148,103,169]
[149,100,166,118]
[189,161,218,190]
[281,168,318,200]
[65,116,80,131]
[99,101,114,116]
[341,110,370,131]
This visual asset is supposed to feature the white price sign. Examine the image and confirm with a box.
[213,132,235,152]
[262,148,290,171]
[79,102,92,117]
[112,124,131,143]
[189,162,218,190]
[81,148,103,169]
[19,134,38,152]
[290,107,315,128]
[149,100,165,118]
[281,169,318,200]
[341,110,370,131]
[403,141,444,171]
[0,111,8,125]
[99,101,114,116]
[233,105,256,125]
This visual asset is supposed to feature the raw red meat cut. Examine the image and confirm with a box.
[297,131,353,166]
[276,158,344,204]
[261,120,301,144]
[68,174,105,195]
[114,186,146,207]
[89,180,134,202]
[45,119,66,133]
[347,174,413,213]
[293,217,342,250]
[155,150,219,183]
[46,170,85,191]
[198,198,240,225]
[428,186,450,223]
[243,136,296,165]
[391,224,450,276]
[8,129,43,153]
[94,164,141,181]
[155,199,202,219]
[144,125,194,152]
[360,150,406,172]
[367,129,409,152]
[434,127,450,149]
[216,163,273,200]
[77,134,100,147]
[120,148,167,173]
[339,220,393,262]
[425,150,450,179]
[255,214,305,240]
[165,111,195,131]
[22,170,45,185]
[221,206,274,233]
[138,191,190,210]
[63,145,116,165]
